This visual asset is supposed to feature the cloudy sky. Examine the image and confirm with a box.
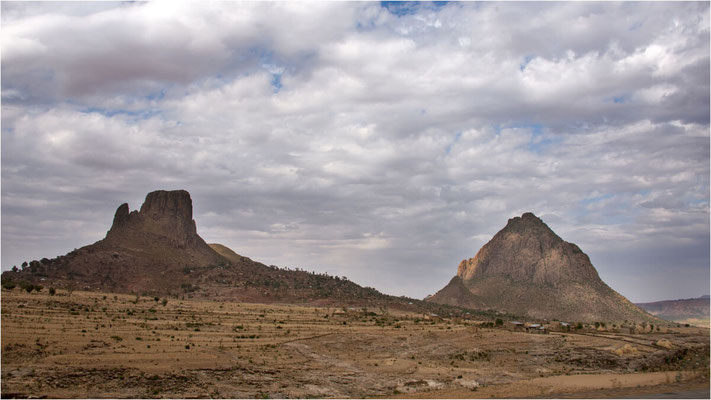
[2,1,709,303]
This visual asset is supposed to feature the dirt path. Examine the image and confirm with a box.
[394,370,709,399]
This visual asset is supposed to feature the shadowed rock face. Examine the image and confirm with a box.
[107,190,200,247]
[1,190,224,295]
[429,212,658,323]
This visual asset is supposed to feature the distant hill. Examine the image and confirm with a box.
[636,296,710,327]
[427,212,659,323]
[0,190,487,318]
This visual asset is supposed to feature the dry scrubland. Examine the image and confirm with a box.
[1,289,709,399]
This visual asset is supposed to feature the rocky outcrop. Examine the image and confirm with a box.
[107,190,201,248]
[457,212,602,287]
[429,212,659,323]
[1,190,224,295]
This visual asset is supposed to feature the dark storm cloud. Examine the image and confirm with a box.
[2,1,708,302]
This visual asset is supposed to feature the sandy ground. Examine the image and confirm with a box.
[1,289,708,398]
[398,371,709,398]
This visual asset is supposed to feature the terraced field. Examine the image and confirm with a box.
[1,289,708,398]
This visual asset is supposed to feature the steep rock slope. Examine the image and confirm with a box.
[428,213,658,323]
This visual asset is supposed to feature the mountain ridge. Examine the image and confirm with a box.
[636,296,710,326]
[0,190,489,318]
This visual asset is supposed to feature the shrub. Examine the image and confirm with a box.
[495,318,504,326]
[49,287,56,295]
[2,281,16,290]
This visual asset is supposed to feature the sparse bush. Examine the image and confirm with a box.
[33,285,43,292]
[181,283,199,293]
[162,298,168,306]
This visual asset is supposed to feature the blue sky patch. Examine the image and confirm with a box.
[271,74,283,93]
[520,55,535,71]
[80,106,161,120]
[381,1,449,16]
[604,94,629,104]
[581,193,615,206]
[445,131,462,154]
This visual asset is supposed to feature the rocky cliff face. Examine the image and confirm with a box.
[107,190,202,248]
[457,213,602,287]
[429,212,658,323]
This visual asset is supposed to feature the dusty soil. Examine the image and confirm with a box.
[1,289,708,398]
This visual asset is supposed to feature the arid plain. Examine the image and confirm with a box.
[2,288,708,399]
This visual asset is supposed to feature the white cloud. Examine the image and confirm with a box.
[1,1,708,302]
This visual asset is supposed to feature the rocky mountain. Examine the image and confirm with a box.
[636,296,710,326]
[1,190,478,317]
[427,212,659,323]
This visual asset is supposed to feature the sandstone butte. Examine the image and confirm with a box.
[426,212,660,323]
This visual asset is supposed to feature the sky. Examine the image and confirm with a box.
[1,1,709,303]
